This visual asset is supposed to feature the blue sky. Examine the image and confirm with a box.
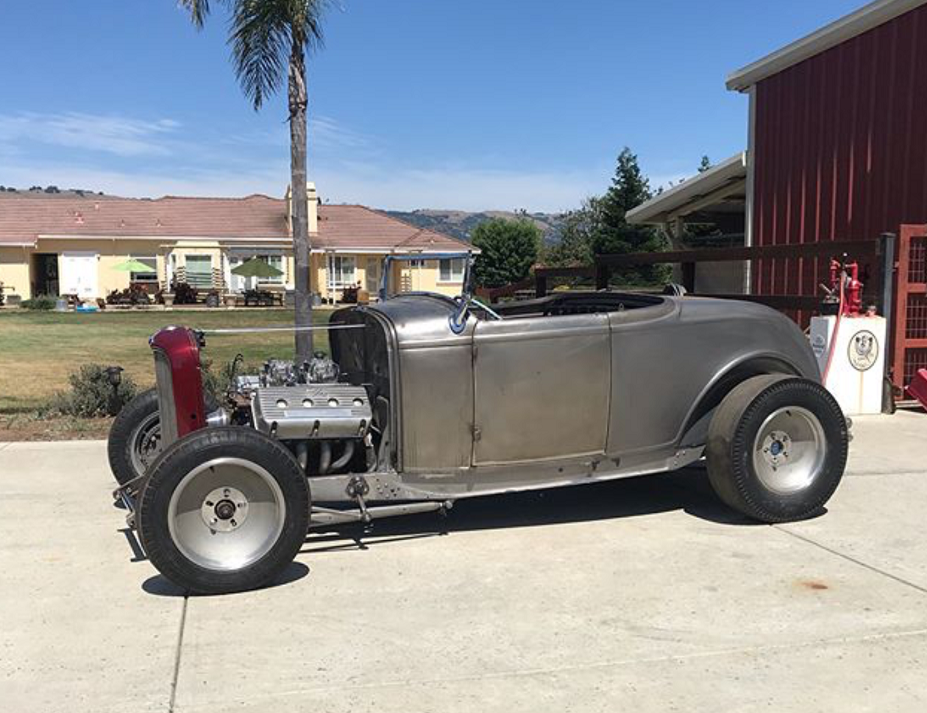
[0,0,866,211]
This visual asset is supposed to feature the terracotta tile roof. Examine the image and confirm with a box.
[316,205,471,253]
[0,195,287,243]
[0,195,471,253]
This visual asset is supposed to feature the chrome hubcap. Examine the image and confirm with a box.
[752,407,827,494]
[130,412,162,475]
[168,458,285,571]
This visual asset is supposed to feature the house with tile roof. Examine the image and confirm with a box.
[0,183,474,302]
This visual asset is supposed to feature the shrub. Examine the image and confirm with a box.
[45,364,138,418]
[21,295,57,310]
[171,281,198,304]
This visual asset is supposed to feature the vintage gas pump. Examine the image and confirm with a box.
[810,254,886,415]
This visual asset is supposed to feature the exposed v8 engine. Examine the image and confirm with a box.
[251,384,371,440]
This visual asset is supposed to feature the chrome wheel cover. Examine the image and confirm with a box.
[752,406,827,494]
[130,411,162,476]
[168,457,286,571]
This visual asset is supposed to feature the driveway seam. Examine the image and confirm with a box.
[169,597,190,713]
[774,525,927,596]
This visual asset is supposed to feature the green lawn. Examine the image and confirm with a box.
[0,308,333,415]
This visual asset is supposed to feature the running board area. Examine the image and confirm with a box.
[310,501,453,528]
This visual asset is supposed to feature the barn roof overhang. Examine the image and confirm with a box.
[727,0,927,92]
[626,152,747,226]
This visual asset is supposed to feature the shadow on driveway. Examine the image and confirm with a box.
[300,466,777,556]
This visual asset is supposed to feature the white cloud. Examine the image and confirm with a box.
[310,116,372,151]
[315,163,605,212]
[0,110,607,211]
[1,157,606,212]
[0,112,180,157]
[0,161,290,199]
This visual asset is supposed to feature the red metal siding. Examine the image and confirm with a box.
[752,4,927,319]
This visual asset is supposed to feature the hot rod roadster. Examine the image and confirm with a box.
[111,280,848,594]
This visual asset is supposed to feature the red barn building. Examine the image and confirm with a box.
[728,0,927,297]
[630,0,927,391]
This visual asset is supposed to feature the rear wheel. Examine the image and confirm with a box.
[108,389,162,486]
[138,427,310,594]
[706,375,848,523]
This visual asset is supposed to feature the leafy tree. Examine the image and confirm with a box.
[541,197,601,268]
[180,0,329,359]
[591,147,669,285]
[471,218,541,288]
[698,155,712,173]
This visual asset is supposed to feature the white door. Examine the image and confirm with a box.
[60,252,98,298]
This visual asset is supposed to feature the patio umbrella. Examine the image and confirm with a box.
[111,258,155,272]
[231,257,284,279]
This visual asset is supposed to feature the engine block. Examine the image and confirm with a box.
[251,384,372,440]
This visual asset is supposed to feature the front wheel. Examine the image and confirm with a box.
[706,375,848,523]
[137,427,310,594]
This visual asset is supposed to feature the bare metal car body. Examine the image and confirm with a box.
[316,290,819,502]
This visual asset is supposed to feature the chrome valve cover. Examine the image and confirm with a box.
[251,384,372,440]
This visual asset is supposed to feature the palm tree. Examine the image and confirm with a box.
[180,0,328,359]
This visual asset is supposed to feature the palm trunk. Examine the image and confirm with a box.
[289,33,313,360]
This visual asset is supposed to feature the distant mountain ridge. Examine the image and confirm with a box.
[384,209,566,245]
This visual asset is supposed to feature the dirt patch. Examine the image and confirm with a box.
[0,414,111,441]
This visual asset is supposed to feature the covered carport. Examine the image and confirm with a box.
[627,152,747,293]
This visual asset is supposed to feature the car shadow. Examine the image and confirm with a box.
[141,561,310,597]
[300,466,775,555]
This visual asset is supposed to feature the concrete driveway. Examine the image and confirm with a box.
[1,411,926,713]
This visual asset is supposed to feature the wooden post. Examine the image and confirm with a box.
[681,262,696,292]
[595,261,610,291]
[876,232,895,318]
[535,272,548,298]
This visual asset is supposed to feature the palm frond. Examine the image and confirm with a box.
[229,0,290,110]
[178,0,212,29]
[228,0,330,110]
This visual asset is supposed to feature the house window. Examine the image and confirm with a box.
[185,255,213,289]
[256,254,284,285]
[408,259,426,268]
[439,258,465,282]
[327,255,356,290]
[130,256,158,283]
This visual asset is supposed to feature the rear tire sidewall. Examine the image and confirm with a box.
[708,376,848,522]
[138,427,310,594]
[108,389,160,485]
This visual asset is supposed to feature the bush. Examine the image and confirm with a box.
[45,364,138,418]
[171,281,198,304]
[21,295,57,310]
[106,286,152,306]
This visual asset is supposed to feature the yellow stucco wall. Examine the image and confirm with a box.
[0,247,32,299]
[1,240,464,304]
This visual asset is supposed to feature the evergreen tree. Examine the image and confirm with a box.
[591,147,668,285]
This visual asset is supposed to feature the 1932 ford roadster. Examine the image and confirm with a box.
[111,278,848,594]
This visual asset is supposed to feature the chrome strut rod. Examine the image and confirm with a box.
[202,324,366,335]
